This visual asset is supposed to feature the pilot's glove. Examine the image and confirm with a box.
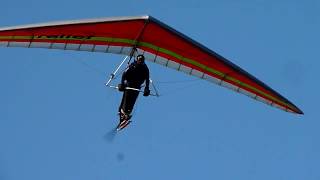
[118,83,126,91]
[143,88,150,96]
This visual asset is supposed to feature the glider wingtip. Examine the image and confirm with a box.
[291,106,304,115]
[297,109,304,115]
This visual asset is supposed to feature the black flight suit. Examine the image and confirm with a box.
[118,61,150,115]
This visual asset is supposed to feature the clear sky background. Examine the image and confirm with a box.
[0,0,319,180]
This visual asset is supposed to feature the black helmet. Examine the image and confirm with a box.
[136,54,145,62]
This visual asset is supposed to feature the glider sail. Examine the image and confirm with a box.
[0,15,303,114]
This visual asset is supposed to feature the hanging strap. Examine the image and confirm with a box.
[128,19,150,64]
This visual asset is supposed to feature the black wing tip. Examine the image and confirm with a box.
[296,109,304,115]
[290,105,304,115]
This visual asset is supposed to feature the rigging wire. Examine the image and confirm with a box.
[74,57,106,77]
[156,80,203,96]
[70,56,120,105]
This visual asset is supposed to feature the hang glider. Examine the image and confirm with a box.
[0,15,303,114]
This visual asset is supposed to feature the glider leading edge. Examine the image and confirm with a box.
[0,15,303,115]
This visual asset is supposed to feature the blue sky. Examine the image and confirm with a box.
[0,0,319,180]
